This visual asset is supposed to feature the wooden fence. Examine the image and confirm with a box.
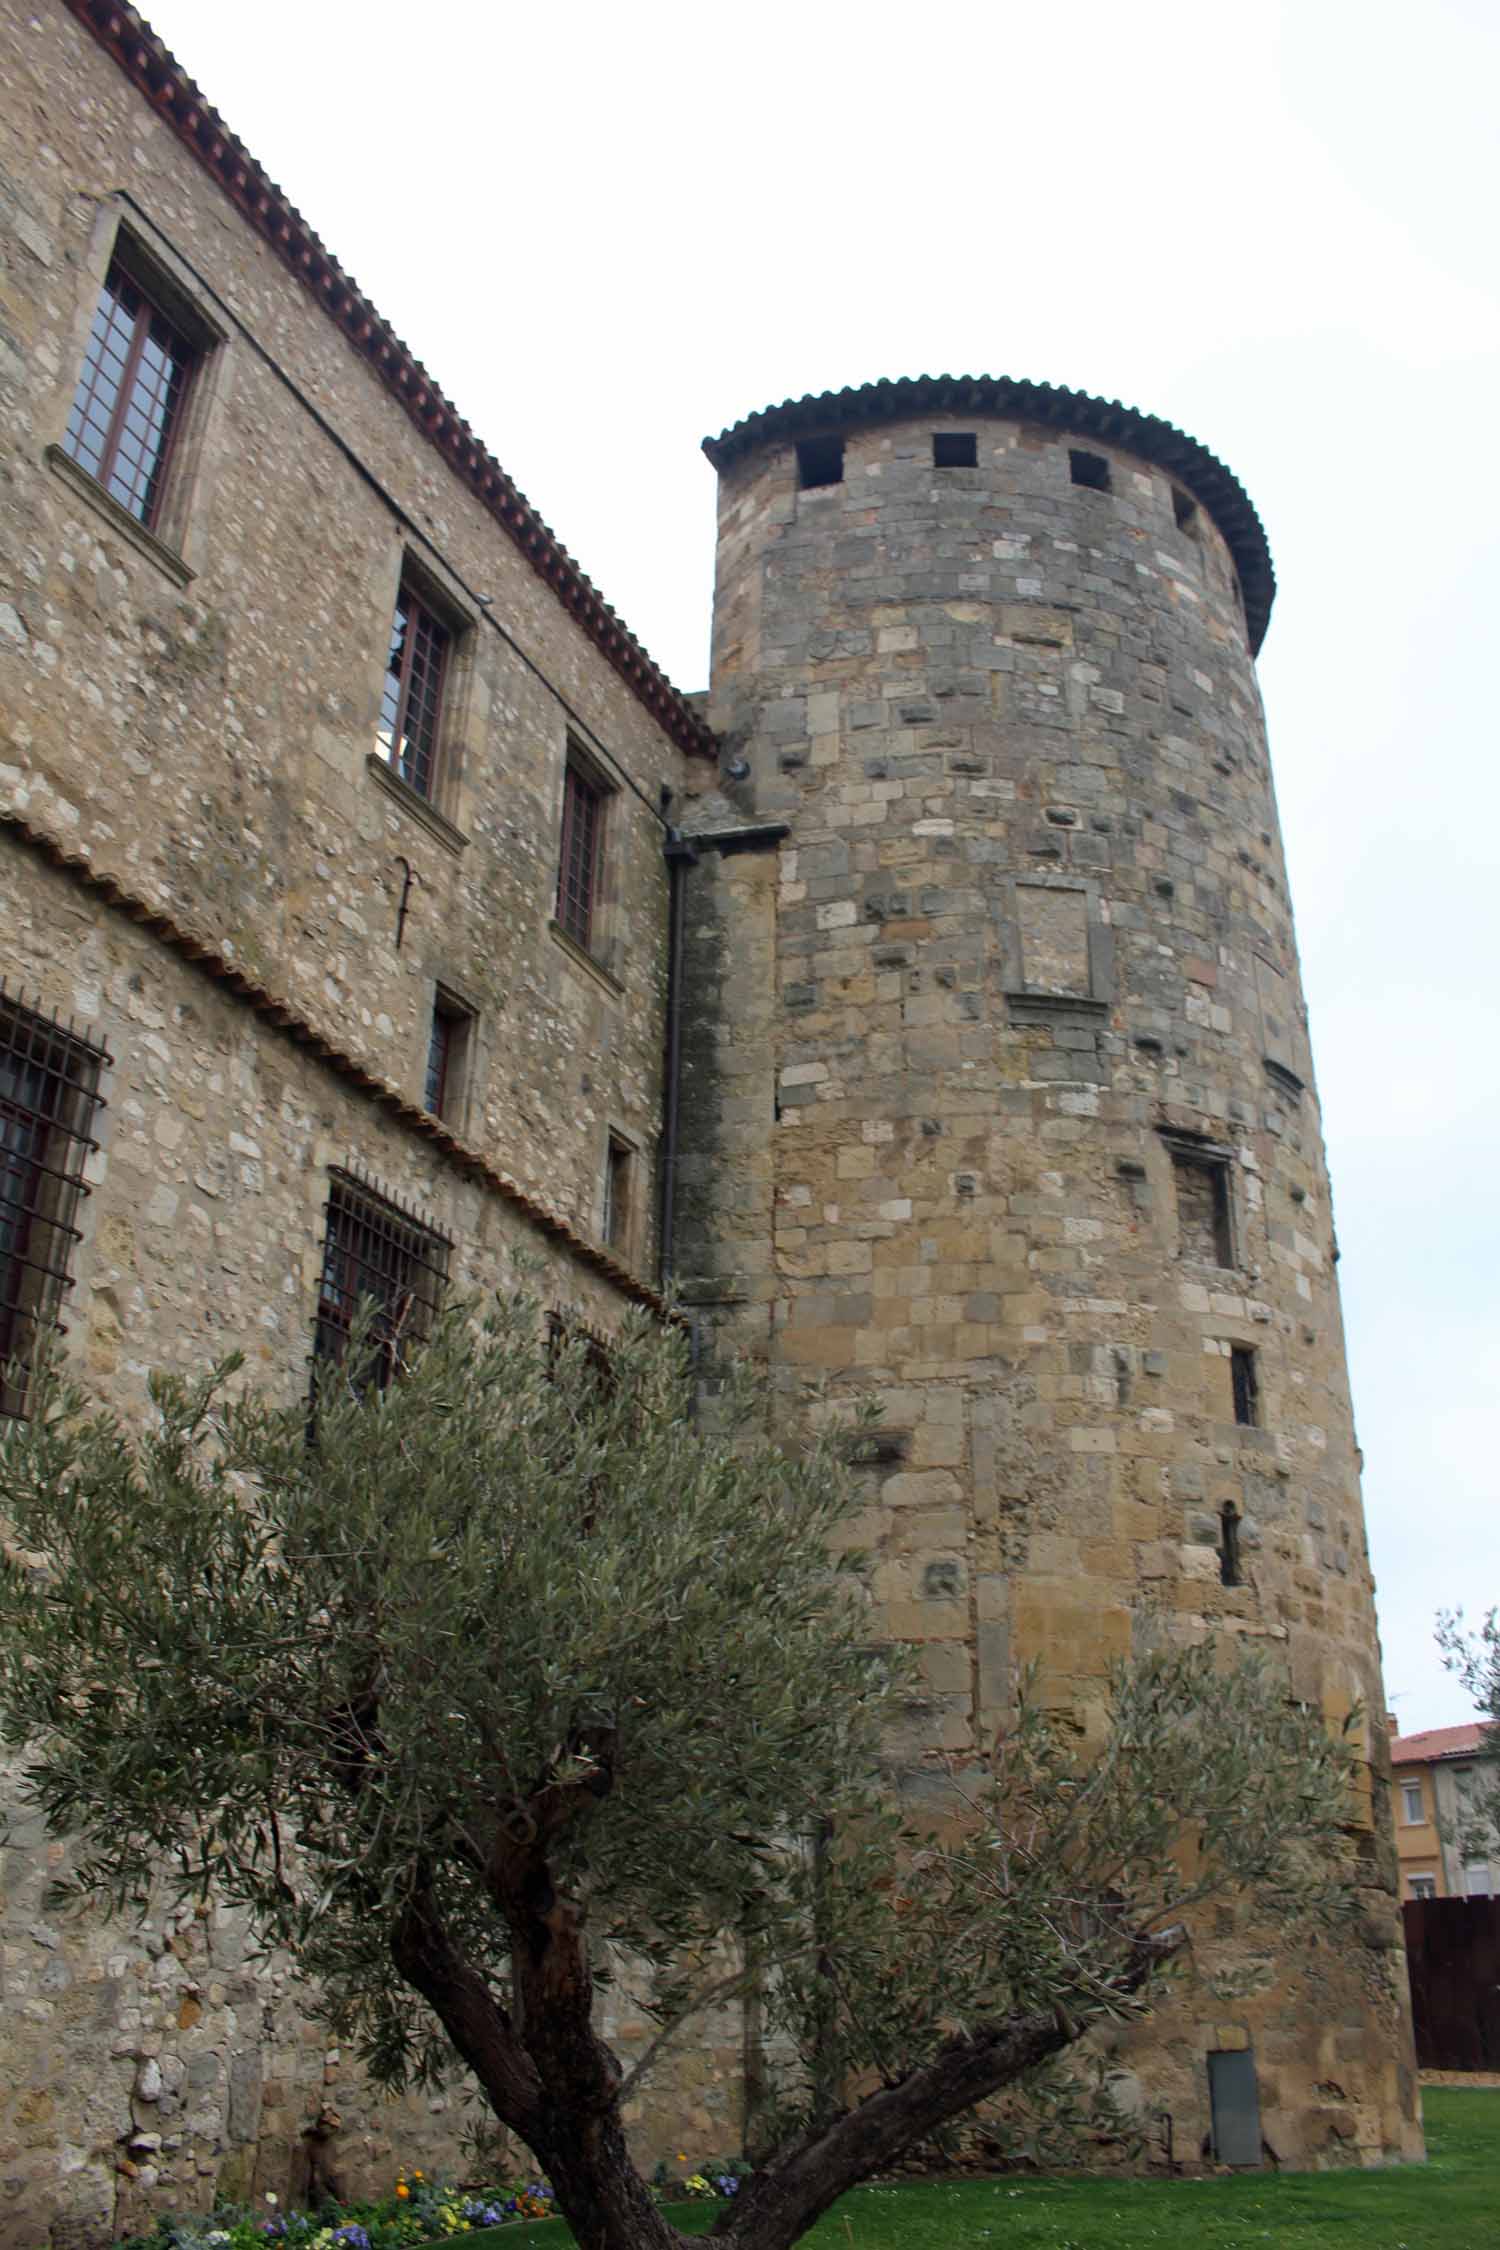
[1402,1896,1500,2070]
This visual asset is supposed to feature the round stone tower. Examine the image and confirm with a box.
[674,375,1419,2165]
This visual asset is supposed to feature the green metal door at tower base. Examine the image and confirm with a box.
[1207,2049,1263,2166]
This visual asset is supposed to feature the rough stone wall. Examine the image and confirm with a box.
[0,835,675,2245]
[0,0,689,1263]
[0,4,725,2238]
[677,409,1421,2167]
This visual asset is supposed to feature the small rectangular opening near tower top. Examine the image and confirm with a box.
[1173,485,1199,532]
[1069,447,1111,492]
[797,435,844,490]
[933,432,977,468]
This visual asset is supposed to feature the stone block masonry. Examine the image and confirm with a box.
[0,0,1422,2229]
[676,388,1420,2168]
[0,1,718,2236]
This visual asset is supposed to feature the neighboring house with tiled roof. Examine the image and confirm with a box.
[1388,1720,1499,1899]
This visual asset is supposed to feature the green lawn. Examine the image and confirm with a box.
[471,2087,1497,2250]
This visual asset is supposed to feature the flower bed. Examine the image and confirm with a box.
[114,2155,750,2250]
[117,2170,555,2250]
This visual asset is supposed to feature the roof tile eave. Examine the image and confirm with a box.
[701,372,1277,657]
[1390,1723,1495,1764]
[63,0,714,761]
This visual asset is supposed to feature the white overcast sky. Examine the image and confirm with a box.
[133,0,1499,1727]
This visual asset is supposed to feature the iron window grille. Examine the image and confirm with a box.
[63,256,197,530]
[377,580,452,801]
[0,989,110,1418]
[314,1168,450,1390]
[556,757,606,953]
[546,1309,617,1395]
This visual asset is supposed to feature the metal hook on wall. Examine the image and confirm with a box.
[393,856,419,951]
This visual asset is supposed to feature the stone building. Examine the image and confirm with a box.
[0,0,1418,2237]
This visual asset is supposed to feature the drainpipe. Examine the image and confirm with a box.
[657,829,698,1294]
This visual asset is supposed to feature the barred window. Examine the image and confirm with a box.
[63,256,197,530]
[377,579,452,801]
[0,992,109,1418]
[546,1309,617,1397]
[314,1169,449,1390]
[555,755,607,953]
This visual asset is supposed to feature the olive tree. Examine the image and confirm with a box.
[0,1296,1361,2250]
[1436,1606,1500,1853]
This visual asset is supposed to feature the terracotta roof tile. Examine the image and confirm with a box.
[705,373,1277,656]
[61,1,713,760]
[1390,1722,1494,1764]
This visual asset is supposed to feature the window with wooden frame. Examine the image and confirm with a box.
[0,992,109,1418]
[313,1169,449,1391]
[555,751,609,955]
[377,577,453,802]
[424,989,474,1126]
[62,253,198,531]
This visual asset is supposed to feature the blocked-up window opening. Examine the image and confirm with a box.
[1069,447,1111,492]
[377,579,452,801]
[1017,885,1090,996]
[1230,1345,1259,1428]
[63,255,197,529]
[0,992,109,1419]
[1255,955,1304,1094]
[797,435,844,490]
[1219,1504,1243,1587]
[314,1170,449,1391]
[1172,1150,1233,1266]
[933,432,978,468]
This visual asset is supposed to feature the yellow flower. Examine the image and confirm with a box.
[395,2184,410,2201]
